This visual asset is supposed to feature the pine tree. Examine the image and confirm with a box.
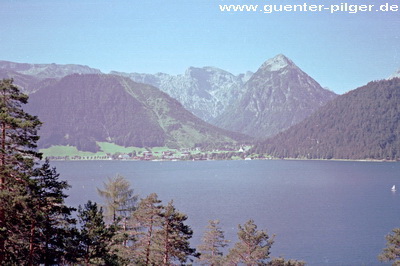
[379,228,400,265]
[75,200,117,265]
[131,193,163,265]
[97,174,138,263]
[157,200,198,265]
[0,79,42,263]
[226,219,275,265]
[27,159,76,265]
[97,174,138,223]
[197,220,229,266]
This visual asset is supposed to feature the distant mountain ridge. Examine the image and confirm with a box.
[213,54,337,138]
[0,60,101,79]
[26,74,247,152]
[0,60,102,93]
[111,67,253,122]
[253,78,400,160]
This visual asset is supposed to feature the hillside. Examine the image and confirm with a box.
[26,74,248,152]
[252,78,400,160]
[213,54,337,138]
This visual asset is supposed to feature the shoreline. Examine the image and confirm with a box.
[44,157,399,163]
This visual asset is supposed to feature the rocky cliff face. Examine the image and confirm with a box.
[111,67,252,122]
[213,54,337,138]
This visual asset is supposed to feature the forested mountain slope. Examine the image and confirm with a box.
[252,78,400,160]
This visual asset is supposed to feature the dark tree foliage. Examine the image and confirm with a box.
[379,228,400,264]
[253,78,400,160]
[157,200,198,265]
[27,159,76,265]
[74,200,117,265]
[0,79,77,265]
[0,79,42,263]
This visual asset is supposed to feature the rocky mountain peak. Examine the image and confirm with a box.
[213,54,337,138]
[260,54,295,72]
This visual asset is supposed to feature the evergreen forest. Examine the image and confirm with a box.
[253,78,400,160]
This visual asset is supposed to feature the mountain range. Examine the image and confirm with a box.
[1,55,338,144]
[252,78,400,160]
[114,55,337,139]
[25,74,247,152]
[1,57,399,159]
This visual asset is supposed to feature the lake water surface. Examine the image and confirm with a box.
[52,160,400,265]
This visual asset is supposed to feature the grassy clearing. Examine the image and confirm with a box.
[40,145,102,157]
[96,142,146,154]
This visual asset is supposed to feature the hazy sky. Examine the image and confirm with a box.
[0,0,399,94]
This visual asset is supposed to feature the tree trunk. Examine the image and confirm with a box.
[85,245,90,265]
[145,220,153,266]
[0,121,6,263]
[28,220,36,266]
[163,222,169,266]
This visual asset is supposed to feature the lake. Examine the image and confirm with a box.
[51,159,400,265]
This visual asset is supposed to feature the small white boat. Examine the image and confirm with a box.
[391,185,396,192]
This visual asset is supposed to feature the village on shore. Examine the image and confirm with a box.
[43,146,270,161]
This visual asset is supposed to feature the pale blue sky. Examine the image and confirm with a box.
[0,0,399,94]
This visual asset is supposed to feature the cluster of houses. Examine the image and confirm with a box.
[44,146,252,161]
[125,150,198,161]
[45,149,198,161]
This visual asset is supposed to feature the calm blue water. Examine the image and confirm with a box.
[52,160,400,265]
